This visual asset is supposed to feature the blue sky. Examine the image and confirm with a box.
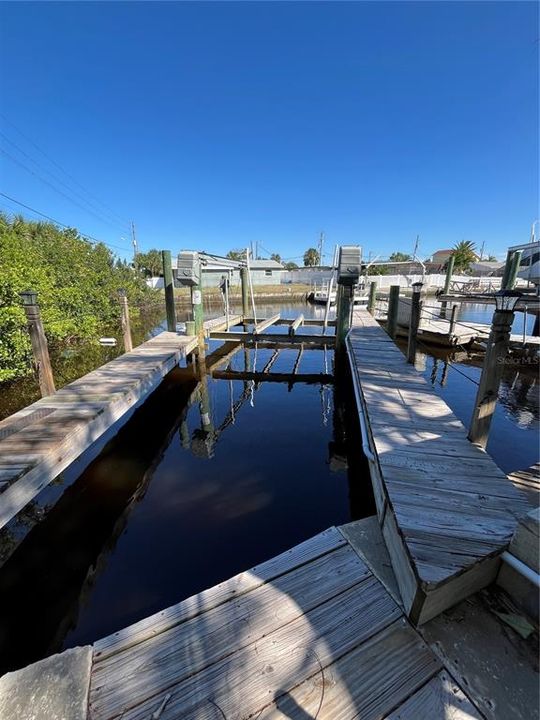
[0,1,538,263]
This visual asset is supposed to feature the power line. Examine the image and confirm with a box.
[0,130,129,233]
[0,191,131,252]
[0,148,132,234]
[0,112,131,227]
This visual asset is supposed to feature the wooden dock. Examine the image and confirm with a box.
[0,331,198,531]
[346,307,530,624]
[86,527,481,720]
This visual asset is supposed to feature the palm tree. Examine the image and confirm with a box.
[451,240,477,273]
[303,248,320,266]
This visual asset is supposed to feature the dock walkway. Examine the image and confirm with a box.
[86,526,480,720]
[346,307,529,623]
[0,331,198,531]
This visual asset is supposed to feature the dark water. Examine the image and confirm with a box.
[0,305,373,674]
[0,300,537,674]
[411,302,539,473]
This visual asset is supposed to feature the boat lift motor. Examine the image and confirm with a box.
[176,251,201,287]
[337,246,362,286]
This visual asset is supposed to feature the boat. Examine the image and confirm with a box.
[511,240,540,287]
[309,287,369,306]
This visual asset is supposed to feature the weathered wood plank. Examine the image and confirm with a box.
[0,332,198,530]
[255,313,281,333]
[209,330,335,345]
[93,527,344,661]
[90,545,370,718]
[384,671,482,719]
[103,577,402,720]
[260,619,441,720]
[346,308,526,623]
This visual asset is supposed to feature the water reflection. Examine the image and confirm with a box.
[405,339,539,472]
[0,339,372,674]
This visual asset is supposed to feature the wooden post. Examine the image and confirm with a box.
[407,283,423,363]
[440,255,455,317]
[501,250,514,289]
[240,267,250,321]
[19,290,56,397]
[335,283,354,351]
[335,245,361,352]
[468,309,514,448]
[118,289,133,352]
[367,281,377,315]
[448,304,458,336]
[386,285,400,339]
[190,258,205,359]
[162,250,176,332]
[505,250,522,290]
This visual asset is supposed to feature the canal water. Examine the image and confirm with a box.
[0,300,537,674]
[0,303,374,674]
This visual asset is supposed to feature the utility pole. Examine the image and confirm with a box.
[318,232,325,266]
[479,240,485,261]
[131,221,138,263]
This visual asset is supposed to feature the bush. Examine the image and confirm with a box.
[0,213,155,382]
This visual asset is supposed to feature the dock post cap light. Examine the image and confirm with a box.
[19,290,38,306]
[412,282,423,294]
[493,289,522,312]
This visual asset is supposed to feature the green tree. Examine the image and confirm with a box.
[226,249,246,261]
[270,253,282,264]
[487,255,497,262]
[303,248,320,266]
[366,265,388,275]
[284,261,299,270]
[135,249,162,277]
[0,213,153,383]
[389,252,412,262]
[451,240,477,273]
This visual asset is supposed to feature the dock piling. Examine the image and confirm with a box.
[505,250,523,290]
[407,282,423,363]
[162,250,177,332]
[19,290,56,397]
[335,245,361,351]
[439,255,455,318]
[335,285,353,350]
[367,281,377,315]
[468,297,517,448]
[386,285,400,339]
[118,289,133,352]
[240,267,250,323]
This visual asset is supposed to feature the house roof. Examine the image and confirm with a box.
[432,249,454,256]
[249,259,285,269]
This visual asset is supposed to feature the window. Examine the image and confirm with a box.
[265,270,272,276]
